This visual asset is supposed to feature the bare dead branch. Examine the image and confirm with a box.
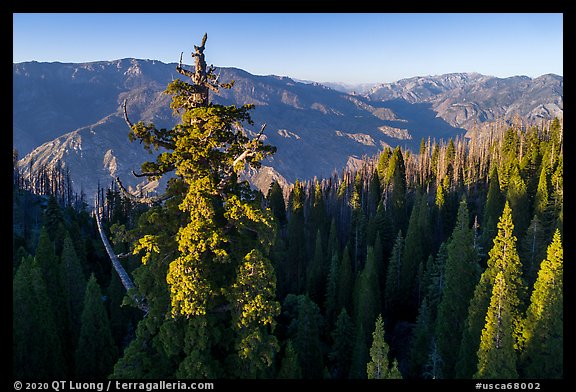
[205,82,219,93]
[231,123,268,168]
[232,150,256,169]
[122,99,134,128]
[176,64,195,79]
[94,199,149,314]
[115,176,171,204]
[131,167,174,178]
[255,123,267,141]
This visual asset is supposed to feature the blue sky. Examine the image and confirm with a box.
[13,13,563,84]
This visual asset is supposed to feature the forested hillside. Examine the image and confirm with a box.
[13,35,563,381]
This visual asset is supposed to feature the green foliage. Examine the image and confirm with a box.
[267,180,287,227]
[499,128,520,190]
[306,229,326,305]
[353,246,381,347]
[474,272,518,379]
[367,170,382,216]
[388,359,403,379]
[506,164,530,237]
[286,295,324,379]
[486,202,527,347]
[309,179,329,240]
[457,201,526,378]
[408,297,433,378]
[349,322,369,379]
[277,340,302,378]
[336,245,354,314]
[455,270,492,379]
[521,230,563,378]
[367,314,402,379]
[351,246,382,378]
[113,36,281,378]
[534,164,549,219]
[42,195,66,253]
[34,226,59,292]
[376,147,392,184]
[175,317,222,379]
[385,231,403,319]
[287,179,306,294]
[14,49,562,380]
[350,172,367,269]
[435,199,480,377]
[482,166,504,248]
[326,217,340,262]
[59,234,87,366]
[324,252,340,326]
[388,147,407,232]
[425,243,447,319]
[324,218,341,324]
[13,255,66,379]
[75,274,118,378]
[519,215,549,288]
[34,226,68,353]
[399,194,429,318]
[228,249,280,377]
[329,308,355,379]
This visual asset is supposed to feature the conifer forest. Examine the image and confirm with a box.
[13,35,563,381]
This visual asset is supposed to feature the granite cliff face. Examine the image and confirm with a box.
[13,60,562,201]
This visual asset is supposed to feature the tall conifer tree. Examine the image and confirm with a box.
[329,308,355,379]
[367,314,402,379]
[76,274,118,378]
[521,230,563,378]
[112,34,279,378]
[13,255,66,378]
[435,199,480,377]
[457,202,525,378]
[474,272,518,379]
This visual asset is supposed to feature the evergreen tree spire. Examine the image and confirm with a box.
[329,308,354,379]
[267,180,287,227]
[482,165,504,248]
[75,274,118,378]
[13,255,66,378]
[336,244,353,314]
[293,295,324,379]
[457,201,525,378]
[435,198,480,377]
[408,297,433,378]
[287,179,306,293]
[366,314,402,379]
[486,201,526,346]
[385,231,404,320]
[277,340,303,379]
[521,230,563,378]
[475,272,518,379]
[306,229,326,305]
[113,35,280,377]
[59,233,87,371]
[534,164,549,219]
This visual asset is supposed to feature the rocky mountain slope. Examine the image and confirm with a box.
[13,60,562,202]
[367,72,563,130]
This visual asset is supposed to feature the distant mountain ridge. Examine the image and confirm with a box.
[13,59,562,202]
[367,72,563,130]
